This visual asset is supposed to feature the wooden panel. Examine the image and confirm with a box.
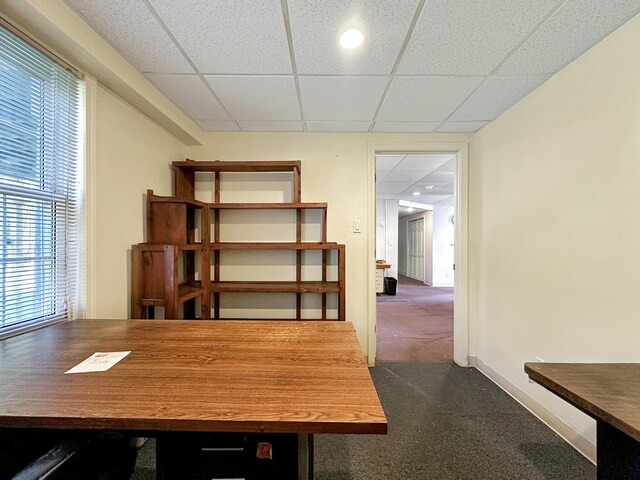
[0,320,387,434]
[148,202,188,245]
[138,246,174,301]
[173,166,194,199]
[525,363,640,442]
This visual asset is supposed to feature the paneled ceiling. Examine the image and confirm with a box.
[376,154,455,206]
[65,0,640,133]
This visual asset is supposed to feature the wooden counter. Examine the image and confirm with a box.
[525,362,640,479]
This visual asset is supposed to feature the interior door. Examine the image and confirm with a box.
[408,218,424,281]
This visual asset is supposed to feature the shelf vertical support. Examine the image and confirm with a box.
[213,172,221,320]
[293,162,301,203]
[164,245,179,319]
[296,208,302,319]
[338,245,346,321]
[131,245,143,319]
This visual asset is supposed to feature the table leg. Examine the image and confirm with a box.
[298,433,314,480]
[597,421,640,479]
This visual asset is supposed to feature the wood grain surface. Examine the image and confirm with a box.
[525,363,640,442]
[173,160,301,172]
[0,320,386,435]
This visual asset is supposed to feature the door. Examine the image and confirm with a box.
[407,218,424,281]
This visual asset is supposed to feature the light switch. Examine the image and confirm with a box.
[353,219,362,233]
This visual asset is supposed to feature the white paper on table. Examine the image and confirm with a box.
[65,351,131,374]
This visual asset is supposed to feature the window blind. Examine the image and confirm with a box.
[0,25,83,334]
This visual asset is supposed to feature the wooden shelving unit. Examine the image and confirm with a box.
[131,160,345,321]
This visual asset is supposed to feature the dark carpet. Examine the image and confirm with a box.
[131,363,595,480]
[377,275,453,362]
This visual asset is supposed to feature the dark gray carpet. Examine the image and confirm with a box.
[131,363,596,480]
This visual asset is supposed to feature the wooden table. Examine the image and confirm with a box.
[0,319,387,479]
[525,363,640,479]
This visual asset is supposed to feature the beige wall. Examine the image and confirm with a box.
[91,85,187,318]
[472,13,640,453]
[187,132,471,351]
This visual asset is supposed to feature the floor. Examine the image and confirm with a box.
[131,363,595,480]
[377,274,453,362]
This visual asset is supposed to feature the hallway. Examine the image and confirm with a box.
[376,275,453,362]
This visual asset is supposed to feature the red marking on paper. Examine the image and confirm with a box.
[256,442,273,459]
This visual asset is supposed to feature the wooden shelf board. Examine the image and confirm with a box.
[210,242,340,250]
[208,202,326,209]
[214,317,340,321]
[210,281,340,294]
[173,160,301,172]
[147,190,206,208]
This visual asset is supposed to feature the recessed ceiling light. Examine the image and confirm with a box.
[412,191,420,196]
[339,28,364,49]
[424,185,434,190]
[407,207,414,212]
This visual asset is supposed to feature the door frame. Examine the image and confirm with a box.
[366,142,469,367]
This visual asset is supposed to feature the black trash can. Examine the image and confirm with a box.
[384,277,397,295]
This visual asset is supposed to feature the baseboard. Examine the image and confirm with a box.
[468,355,596,464]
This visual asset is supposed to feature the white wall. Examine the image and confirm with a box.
[92,86,187,318]
[471,12,640,458]
[432,206,454,287]
[375,199,399,278]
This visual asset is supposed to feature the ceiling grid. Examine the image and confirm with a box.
[64,0,640,133]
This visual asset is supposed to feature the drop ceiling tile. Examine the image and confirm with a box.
[499,0,640,74]
[395,155,453,171]
[398,0,558,75]
[196,120,240,131]
[375,156,405,170]
[422,171,455,183]
[305,121,371,132]
[434,196,455,206]
[148,0,292,74]
[65,0,193,73]
[377,77,483,121]
[376,182,416,195]
[146,74,230,120]
[372,122,440,132]
[238,120,303,132]
[300,76,388,121]
[451,75,550,121]
[376,170,391,184]
[408,194,450,204]
[414,181,450,189]
[205,76,301,120]
[288,0,420,75]
[385,170,433,182]
[376,194,396,200]
[437,159,456,172]
[431,183,454,195]
[437,121,489,132]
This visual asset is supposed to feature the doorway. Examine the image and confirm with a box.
[366,142,469,367]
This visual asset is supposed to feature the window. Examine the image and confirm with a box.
[0,23,83,335]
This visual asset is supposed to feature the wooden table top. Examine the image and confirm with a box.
[0,319,387,435]
[525,363,640,442]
